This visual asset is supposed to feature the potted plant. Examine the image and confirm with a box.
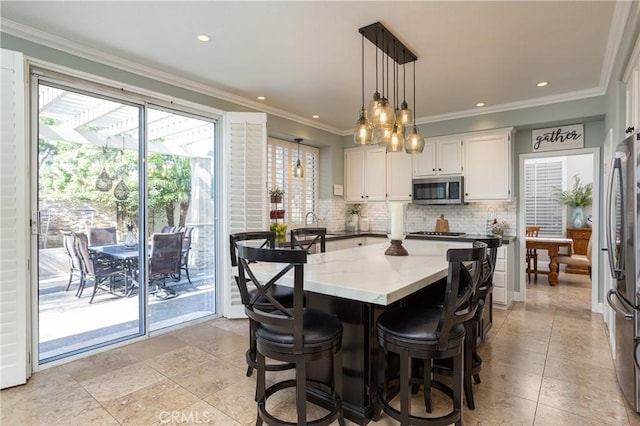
[552,174,593,227]
[346,203,362,232]
[269,186,284,204]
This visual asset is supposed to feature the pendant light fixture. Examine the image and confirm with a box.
[358,22,423,154]
[95,140,112,192]
[113,135,129,200]
[354,34,374,145]
[405,61,425,154]
[294,138,304,178]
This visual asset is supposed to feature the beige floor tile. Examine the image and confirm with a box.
[489,329,550,355]
[474,357,543,402]
[118,333,190,361]
[103,379,199,425]
[79,361,166,403]
[461,386,537,425]
[628,407,640,426]
[539,376,629,423]
[534,403,621,426]
[543,354,619,393]
[147,345,217,377]
[150,399,243,425]
[169,357,247,398]
[62,347,141,382]
[479,342,547,376]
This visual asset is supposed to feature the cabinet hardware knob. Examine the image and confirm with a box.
[432,168,435,171]
[438,168,442,171]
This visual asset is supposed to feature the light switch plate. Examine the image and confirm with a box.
[333,184,343,196]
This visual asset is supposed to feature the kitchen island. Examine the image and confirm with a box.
[246,237,495,424]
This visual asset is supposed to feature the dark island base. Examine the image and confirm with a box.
[303,283,493,424]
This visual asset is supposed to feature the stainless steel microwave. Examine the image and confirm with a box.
[412,176,465,205]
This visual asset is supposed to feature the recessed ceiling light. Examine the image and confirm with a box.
[476,102,485,107]
[537,81,549,87]
[197,34,210,42]
[257,96,266,101]
[312,115,319,119]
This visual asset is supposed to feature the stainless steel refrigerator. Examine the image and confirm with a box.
[606,130,640,411]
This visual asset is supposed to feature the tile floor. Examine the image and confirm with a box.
[2,273,638,425]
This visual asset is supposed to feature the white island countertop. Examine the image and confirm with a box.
[247,239,471,306]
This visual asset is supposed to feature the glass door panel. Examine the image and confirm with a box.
[37,81,143,362]
[146,106,216,332]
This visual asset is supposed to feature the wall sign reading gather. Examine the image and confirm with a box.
[532,124,584,152]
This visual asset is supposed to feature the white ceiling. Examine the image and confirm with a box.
[1,1,628,136]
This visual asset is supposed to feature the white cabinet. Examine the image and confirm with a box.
[344,147,386,202]
[493,243,514,306]
[412,136,463,177]
[386,152,413,201]
[463,128,513,202]
[325,237,369,252]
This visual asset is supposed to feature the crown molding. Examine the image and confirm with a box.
[601,1,632,89]
[1,19,344,136]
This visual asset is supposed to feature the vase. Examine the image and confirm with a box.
[124,229,137,248]
[571,206,585,227]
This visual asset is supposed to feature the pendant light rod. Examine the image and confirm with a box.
[361,34,365,108]
[359,22,417,65]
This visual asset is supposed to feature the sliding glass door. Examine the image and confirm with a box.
[34,73,217,363]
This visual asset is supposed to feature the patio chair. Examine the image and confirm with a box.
[149,232,184,299]
[74,232,126,303]
[173,226,195,287]
[87,226,117,246]
[61,231,84,294]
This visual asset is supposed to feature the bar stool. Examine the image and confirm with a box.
[229,231,295,377]
[236,244,345,426]
[432,237,501,410]
[290,227,327,253]
[376,242,486,425]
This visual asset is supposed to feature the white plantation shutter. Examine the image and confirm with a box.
[225,112,267,318]
[1,49,29,388]
[524,159,565,237]
[267,137,318,225]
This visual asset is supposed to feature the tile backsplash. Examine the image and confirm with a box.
[319,199,516,236]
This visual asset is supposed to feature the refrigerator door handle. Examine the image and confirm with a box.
[607,289,634,320]
[606,157,624,279]
[635,341,640,371]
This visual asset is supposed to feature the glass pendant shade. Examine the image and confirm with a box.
[375,123,394,146]
[367,91,382,124]
[405,126,425,154]
[387,125,404,152]
[399,101,412,126]
[354,108,374,145]
[113,178,129,200]
[95,167,112,192]
[294,159,304,178]
[373,98,393,129]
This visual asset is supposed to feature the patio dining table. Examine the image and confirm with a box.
[89,244,140,296]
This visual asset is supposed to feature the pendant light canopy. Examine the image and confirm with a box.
[356,22,424,154]
[294,138,304,178]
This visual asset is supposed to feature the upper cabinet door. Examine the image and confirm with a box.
[463,129,513,201]
[387,152,413,201]
[364,147,387,201]
[412,137,462,177]
[344,149,365,202]
[412,140,436,177]
[437,138,463,175]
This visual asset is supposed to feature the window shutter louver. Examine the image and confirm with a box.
[226,113,267,318]
[524,160,564,237]
[1,49,29,388]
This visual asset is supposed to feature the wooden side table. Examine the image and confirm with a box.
[566,227,592,274]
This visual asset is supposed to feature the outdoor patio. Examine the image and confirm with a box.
[38,247,216,361]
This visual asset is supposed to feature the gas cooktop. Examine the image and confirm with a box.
[409,231,467,237]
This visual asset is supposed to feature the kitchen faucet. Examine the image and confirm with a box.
[305,211,319,227]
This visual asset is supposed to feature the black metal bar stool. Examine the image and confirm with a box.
[236,244,345,426]
[229,231,296,377]
[290,227,327,253]
[376,242,486,425]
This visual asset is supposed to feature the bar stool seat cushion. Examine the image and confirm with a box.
[377,307,465,345]
[256,308,342,348]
